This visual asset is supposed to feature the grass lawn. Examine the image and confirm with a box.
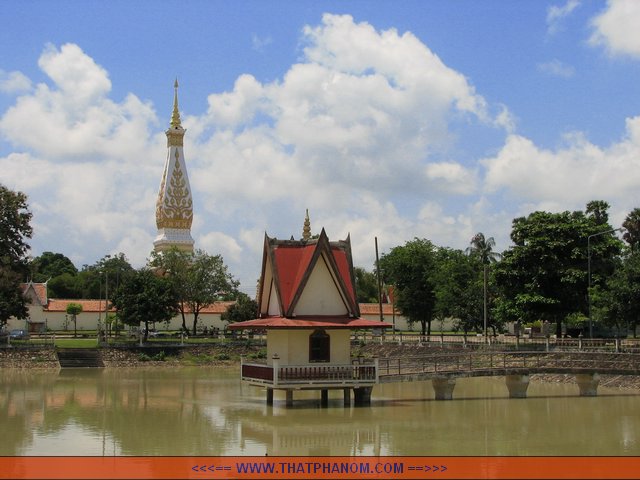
[54,338,99,348]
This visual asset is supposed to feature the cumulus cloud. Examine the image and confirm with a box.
[0,70,32,94]
[590,0,640,58]
[0,15,524,289]
[547,0,581,35]
[481,116,640,211]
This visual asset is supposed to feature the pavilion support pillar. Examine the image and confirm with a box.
[505,374,530,398]
[575,373,600,397]
[320,389,329,407]
[266,388,274,405]
[432,377,456,400]
[343,388,351,407]
[353,387,373,406]
[285,389,294,407]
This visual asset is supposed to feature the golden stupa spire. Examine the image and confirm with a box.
[170,78,182,128]
[302,209,311,240]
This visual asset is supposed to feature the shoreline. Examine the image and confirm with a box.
[3,344,640,390]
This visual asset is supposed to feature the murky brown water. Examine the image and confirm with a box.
[1,367,638,456]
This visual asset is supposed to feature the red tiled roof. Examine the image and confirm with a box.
[21,282,48,305]
[273,243,316,313]
[359,303,395,315]
[228,316,392,330]
[44,299,233,314]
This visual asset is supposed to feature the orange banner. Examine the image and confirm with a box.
[0,456,638,479]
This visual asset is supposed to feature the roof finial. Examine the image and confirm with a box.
[170,78,182,128]
[302,209,311,240]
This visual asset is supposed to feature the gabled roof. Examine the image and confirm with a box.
[228,316,389,330]
[21,282,48,307]
[258,228,360,319]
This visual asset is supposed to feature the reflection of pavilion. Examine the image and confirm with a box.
[230,217,391,407]
[226,405,384,456]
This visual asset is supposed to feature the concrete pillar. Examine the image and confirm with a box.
[285,389,293,407]
[266,388,273,405]
[343,388,351,407]
[432,377,456,400]
[353,387,373,406]
[505,374,530,398]
[575,373,600,396]
[320,389,328,407]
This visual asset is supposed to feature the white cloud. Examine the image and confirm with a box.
[251,34,273,52]
[547,0,581,35]
[590,0,640,58]
[0,70,32,94]
[537,59,575,78]
[424,162,477,195]
[481,116,640,211]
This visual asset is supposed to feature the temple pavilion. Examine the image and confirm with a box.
[229,213,391,406]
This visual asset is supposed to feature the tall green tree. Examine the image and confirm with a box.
[433,248,486,334]
[354,267,379,303]
[466,233,501,337]
[622,208,640,252]
[592,251,640,337]
[110,269,179,341]
[379,238,437,335]
[29,252,78,282]
[494,202,623,336]
[149,248,239,335]
[221,292,258,324]
[0,185,33,327]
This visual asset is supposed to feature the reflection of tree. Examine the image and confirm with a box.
[0,368,239,456]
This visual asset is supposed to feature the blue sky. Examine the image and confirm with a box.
[1,0,640,294]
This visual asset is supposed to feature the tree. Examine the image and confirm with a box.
[466,233,501,337]
[29,252,78,283]
[0,185,33,327]
[433,248,485,334]
[622,208,640,252]
[221,292,258,324]
[379,238,437,335]
[65,303,83,338]
[593,251,640,337]
[149,248,239,335]
[494,202,623,336]
[110,269,179,341]
[354,267,379,303]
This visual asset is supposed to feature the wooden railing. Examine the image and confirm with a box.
[240,360,378,386]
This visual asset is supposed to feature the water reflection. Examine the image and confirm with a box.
[1,368,639,456]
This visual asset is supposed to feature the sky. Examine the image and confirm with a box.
[1,0,640,295]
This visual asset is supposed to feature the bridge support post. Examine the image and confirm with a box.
[505,374,530,398]
[320,389,328,407]
[575,373,600,396]
[432,377,456,400]
[343,388,351,406]
[286,389,294,407]
[266,388,274,405]
[353,387,373,406]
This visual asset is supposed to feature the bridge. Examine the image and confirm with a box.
[377,350,640,399]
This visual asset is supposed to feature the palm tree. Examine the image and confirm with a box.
[466,233,502,338]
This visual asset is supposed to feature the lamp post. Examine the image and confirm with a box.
[587,227,624,338]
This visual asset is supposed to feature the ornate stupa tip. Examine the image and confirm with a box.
[170,78,182,129]
[302,209,311,240]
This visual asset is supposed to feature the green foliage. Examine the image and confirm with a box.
[65,302,83,316]
[623,208,640,252]
[0,185,32,326]
[379,238,437,335]
[494,202,623,335]
[149,248,239,335]
[354,267,379,303]
[29,252,77,283]
[221,292,258,324]
[110,269,179,340]
[138,351,166,362]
